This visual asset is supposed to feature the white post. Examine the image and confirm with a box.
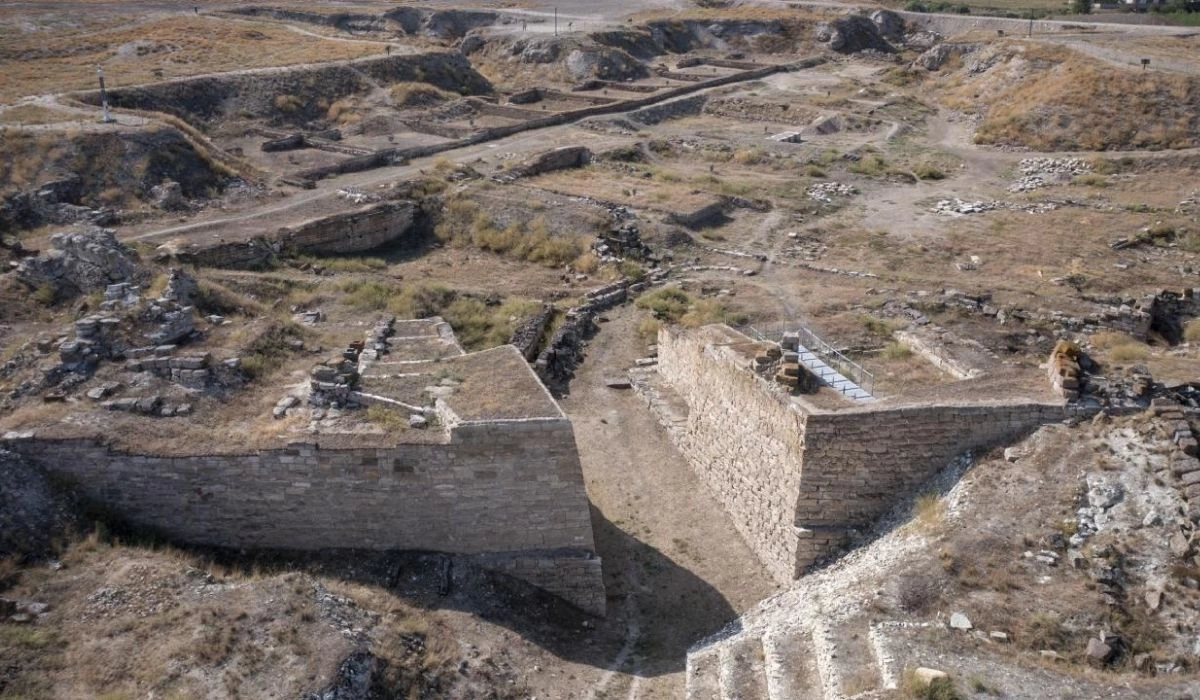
[97,67,113,124]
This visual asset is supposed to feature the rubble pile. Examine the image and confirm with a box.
[806,182,858,203]
[1009,157,1091,193]
[15,227,139,298]
[930,198,1059,216]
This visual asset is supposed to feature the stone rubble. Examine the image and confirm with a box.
[15,227,139,298]
[806,182,858,203]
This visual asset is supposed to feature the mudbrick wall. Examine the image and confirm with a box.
[655,325,1070,583]
[2,417,605,615]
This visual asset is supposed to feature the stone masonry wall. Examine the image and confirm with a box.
[795,402,1067,568]
[279,201,416,256]
[656,325,1070,582]
[3,417,605,615]
[657,327,806,584]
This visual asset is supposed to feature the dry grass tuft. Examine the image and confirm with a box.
[1090,331,1150,364]
[913,492,946,530]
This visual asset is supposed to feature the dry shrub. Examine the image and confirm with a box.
[366,404,409,431]
[436,198,585,267]
[893,567,944,614]
[1016,612,1072,651]
[1091,331,1150,363]
[274,94,303,113]
[637,317,662,344]
[913,493,945,529]
[239,321,306,380]
[1184,319,1200,344]
[573,252,600,274]
[389,82,452,108]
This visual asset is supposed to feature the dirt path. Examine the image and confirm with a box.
[560,305,777,698]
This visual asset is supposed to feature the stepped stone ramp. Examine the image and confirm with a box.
[686,616,885,700]
[687,623,833,700]
[720,634,769,700]
[762,625,823,700]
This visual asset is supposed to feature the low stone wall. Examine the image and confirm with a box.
[655,325,1070,582]
[169,201,417,269]
[279,201,416,256]
[2,416,604,615]
[296,58,823,182]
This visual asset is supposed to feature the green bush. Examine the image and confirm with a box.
[636,288,693,322]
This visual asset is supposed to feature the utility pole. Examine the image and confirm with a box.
[1028,17,1033,37]
[96,66,113,124]
[554,7,558,36]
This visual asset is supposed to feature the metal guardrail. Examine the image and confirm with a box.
[792,326,875,397]
[741,323,875,398]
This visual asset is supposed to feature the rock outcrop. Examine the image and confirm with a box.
[15,227,139,298]
[816,15,895,54]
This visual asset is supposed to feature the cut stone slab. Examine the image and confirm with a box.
[913,668,948,686]
[949,612,972,631]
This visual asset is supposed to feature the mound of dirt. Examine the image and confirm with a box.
[227,7,505,40]
[639,17,807,55]
[81,53,493,128]
[942,44,1200,151]
[0,125,233,229]
[466,35,649,84]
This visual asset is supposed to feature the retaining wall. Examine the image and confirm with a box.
[171,201,417,269]
[657,327,807,583]
[2,417,604,615]
[296,57,825,182]
[655,325,1068,583]
[279,201,416,256]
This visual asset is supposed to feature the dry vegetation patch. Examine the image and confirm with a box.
[944,44,1200,151]
[0,15,380,103]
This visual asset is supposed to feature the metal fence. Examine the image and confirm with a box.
[741,322,875,398]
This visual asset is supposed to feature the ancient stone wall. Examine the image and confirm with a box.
[168,201,417,269]
[654,325,1069,582]
[657,327,806,584]
[795,402,1067,565]
[2,417,604,614]
[279,201,416,256]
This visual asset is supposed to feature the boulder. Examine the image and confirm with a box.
[913,44,964,71]
[949,612,972,630]
[913,667,948,686]
[815,15,894,54]
[870,10,906,42]
[1086,637,1114,665]
[150,180,186,211]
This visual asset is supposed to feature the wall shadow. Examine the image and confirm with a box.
[191,501,742,677]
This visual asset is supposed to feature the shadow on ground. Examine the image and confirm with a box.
[185,501,740,677]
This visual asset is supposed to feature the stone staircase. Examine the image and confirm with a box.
[686,617,881,700]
